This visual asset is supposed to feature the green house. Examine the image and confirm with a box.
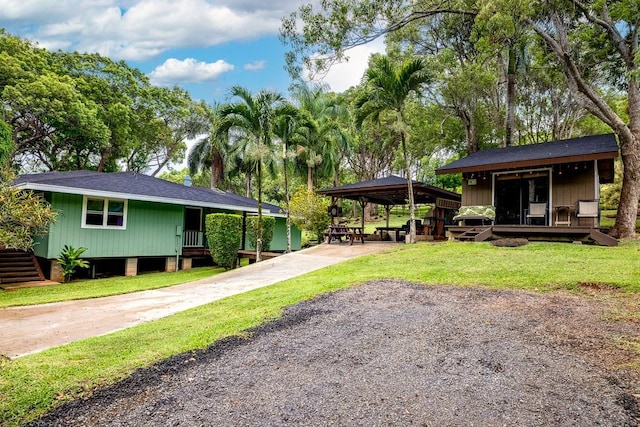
[14,171,301,280]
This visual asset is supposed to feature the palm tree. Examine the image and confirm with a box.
[273,108,318,252]
[187,103,230,189]
[219,86,294,261]
[355,55,431,244]
[291,84,347,190]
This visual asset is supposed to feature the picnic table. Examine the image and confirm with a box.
[325,225,367,245]
[375,226,405,242]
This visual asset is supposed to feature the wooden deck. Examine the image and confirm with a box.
[236,250,282,265]
[182,247,210,257]
[447,225,618,246]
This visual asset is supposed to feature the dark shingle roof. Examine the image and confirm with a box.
[317,175,460,206]
[14,171,282,214]
[323,175,411,192]
[436,133,619,174]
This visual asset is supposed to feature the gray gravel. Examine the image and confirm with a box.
[32,280,639,426]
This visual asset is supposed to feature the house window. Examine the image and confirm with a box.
[82,196,127,229]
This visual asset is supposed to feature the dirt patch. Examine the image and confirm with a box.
[491,237,529,247]
[30,281,640,426]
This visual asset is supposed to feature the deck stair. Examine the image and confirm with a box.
[0,249,46,285]
[589,230,618,247]
[455,227,493,242]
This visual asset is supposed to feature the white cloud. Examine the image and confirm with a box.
[1,0,309,61]
[149,58,235,86]
[309,38,386,93]
[244,60,266,71]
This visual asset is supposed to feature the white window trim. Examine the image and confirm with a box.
[81,195,128,230]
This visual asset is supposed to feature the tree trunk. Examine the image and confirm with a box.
[210,154,223,189]
[505,46,516,147]
[531,12,639,238]
[256,160,263,263]
[401,131,416,244]
[367,203,378,220]
[612,65,640,238]
[610,131,640,238]
[459,99,479,154]
[245,171,252,198]
[283,154,291,253]
[307,165,313,191]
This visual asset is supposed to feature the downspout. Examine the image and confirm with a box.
[175,225,182,271]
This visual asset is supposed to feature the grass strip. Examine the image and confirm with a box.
[1,240,639,425]
[0,267,225,308]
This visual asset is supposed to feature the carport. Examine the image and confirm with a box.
[317,175,461,240]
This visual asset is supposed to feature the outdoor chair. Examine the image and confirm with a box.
[576,199,599,227]
[526,202,547,225]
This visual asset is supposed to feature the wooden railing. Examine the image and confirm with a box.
[183,230,204,247]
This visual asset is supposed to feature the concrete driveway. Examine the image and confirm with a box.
[0,242,397,358]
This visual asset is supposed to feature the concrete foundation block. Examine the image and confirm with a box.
[165,257,177,272]
[125,258,138,276]
[50,261,65,283]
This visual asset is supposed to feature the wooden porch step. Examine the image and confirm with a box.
[2,275,44,283]
[456,227,493,242]
[0,249,46,285]
[589,230,618,247]
[0,264,38,270]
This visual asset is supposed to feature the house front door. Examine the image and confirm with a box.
[494,171,550,225]
[184,207,203,247]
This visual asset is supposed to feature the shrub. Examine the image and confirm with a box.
[0,167,58,251]
[56,245,89,282]
[289,187,330,242]
[205,213,242,270]
[246,215,275,251]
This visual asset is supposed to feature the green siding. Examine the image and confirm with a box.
[244,217,301,251]
[270,217,301,251]
[41,193,184,259]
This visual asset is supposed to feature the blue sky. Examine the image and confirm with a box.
[0,0,385,103]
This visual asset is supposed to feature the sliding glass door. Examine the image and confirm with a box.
[494,171,550,225]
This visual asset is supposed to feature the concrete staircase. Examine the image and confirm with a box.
[0,249,46,285]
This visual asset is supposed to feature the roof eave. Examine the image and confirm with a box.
[436,151,619,175]
[14,183,262,213]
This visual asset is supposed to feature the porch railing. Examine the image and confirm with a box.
[183,230,204,247]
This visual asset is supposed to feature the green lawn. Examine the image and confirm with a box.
[1,240,640,426]
[0,267,225,308]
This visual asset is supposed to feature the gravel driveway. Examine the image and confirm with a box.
[31,280,640,426]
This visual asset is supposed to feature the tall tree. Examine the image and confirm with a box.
[343,86,397,180]
[527,1,640,238]
[188,104,232,189]
[0,34,111,171]
[387,11,497,154]
[273,109,314,252]
[1,31,204,174]
[291,84,347,189]
[219,86,295,261]
[355,55,432,243]
[146,87,210,176]
[283,1,639,238]
[0,120,15,167]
